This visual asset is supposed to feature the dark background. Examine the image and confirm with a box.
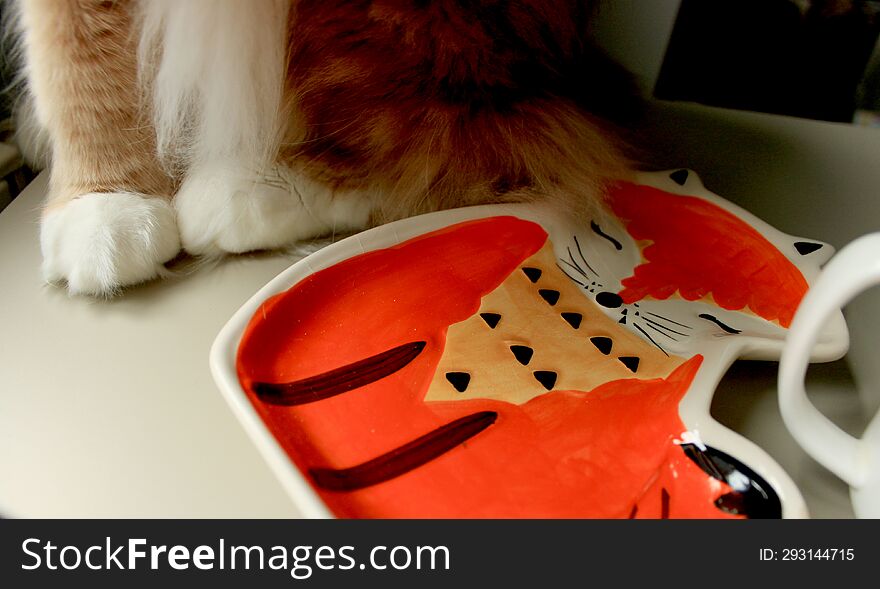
[655,0,880,122]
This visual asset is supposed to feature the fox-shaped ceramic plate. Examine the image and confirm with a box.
[211,170,849,519]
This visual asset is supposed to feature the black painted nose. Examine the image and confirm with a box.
[595,292,623,309]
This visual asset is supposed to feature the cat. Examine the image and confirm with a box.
[11,0,637,296]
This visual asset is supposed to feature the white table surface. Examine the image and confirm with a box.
[0,172,301,517]
[1,100,875,518]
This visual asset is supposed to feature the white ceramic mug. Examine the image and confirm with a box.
[778,232,880,518]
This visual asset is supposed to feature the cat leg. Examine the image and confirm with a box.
[138,0,370,257]
[18,0,178,296]
[174,161,372,256]
[12,91,50,171]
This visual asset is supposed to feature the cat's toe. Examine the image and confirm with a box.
[174,161,371,257]
[40,192,181,296]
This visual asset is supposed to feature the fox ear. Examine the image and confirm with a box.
[669,169,689,186]
[680,444,782,519]
[794,241,824,256]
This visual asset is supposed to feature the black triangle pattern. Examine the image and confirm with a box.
[590,336,613,355]
[533,371,557,390]
[618,356,640,373]
[445,372,471,392]
[538,289,560,306]
[509,345,534,366]
[521,267,542,283]
[480,312,501,329]
[561,312,582,329]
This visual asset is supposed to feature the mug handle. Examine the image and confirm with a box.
[778,233,880,488]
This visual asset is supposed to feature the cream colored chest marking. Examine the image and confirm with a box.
[425,241,685,405]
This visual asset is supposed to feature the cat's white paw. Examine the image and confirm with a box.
[40,193,180,296]
[174,161,372,256]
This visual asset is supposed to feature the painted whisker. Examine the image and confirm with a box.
[565,245,594,279]
[645,312,693,330]
[642,317,689,337]
[572,235,599,276]
[634,323,669,356]
[556,263,587,287]
[644,322,679,342]
[562,254,590,280]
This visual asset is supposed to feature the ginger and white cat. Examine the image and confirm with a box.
[13,0,634,295]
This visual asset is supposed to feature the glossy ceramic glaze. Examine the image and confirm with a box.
[211,170,849,518]
[779,232,880,518]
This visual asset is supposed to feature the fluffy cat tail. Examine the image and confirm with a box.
[137,0,290,174]
[359,98,634,225]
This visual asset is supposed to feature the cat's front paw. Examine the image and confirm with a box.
[174,161,372,257]
[174,162,300,257]
[40,192,181,296]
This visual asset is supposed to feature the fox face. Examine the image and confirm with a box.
[557,170,833,354]
[234,170,845,518]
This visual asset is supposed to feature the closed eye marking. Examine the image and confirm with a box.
[698,314,741,334]
[590,221,622,251]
